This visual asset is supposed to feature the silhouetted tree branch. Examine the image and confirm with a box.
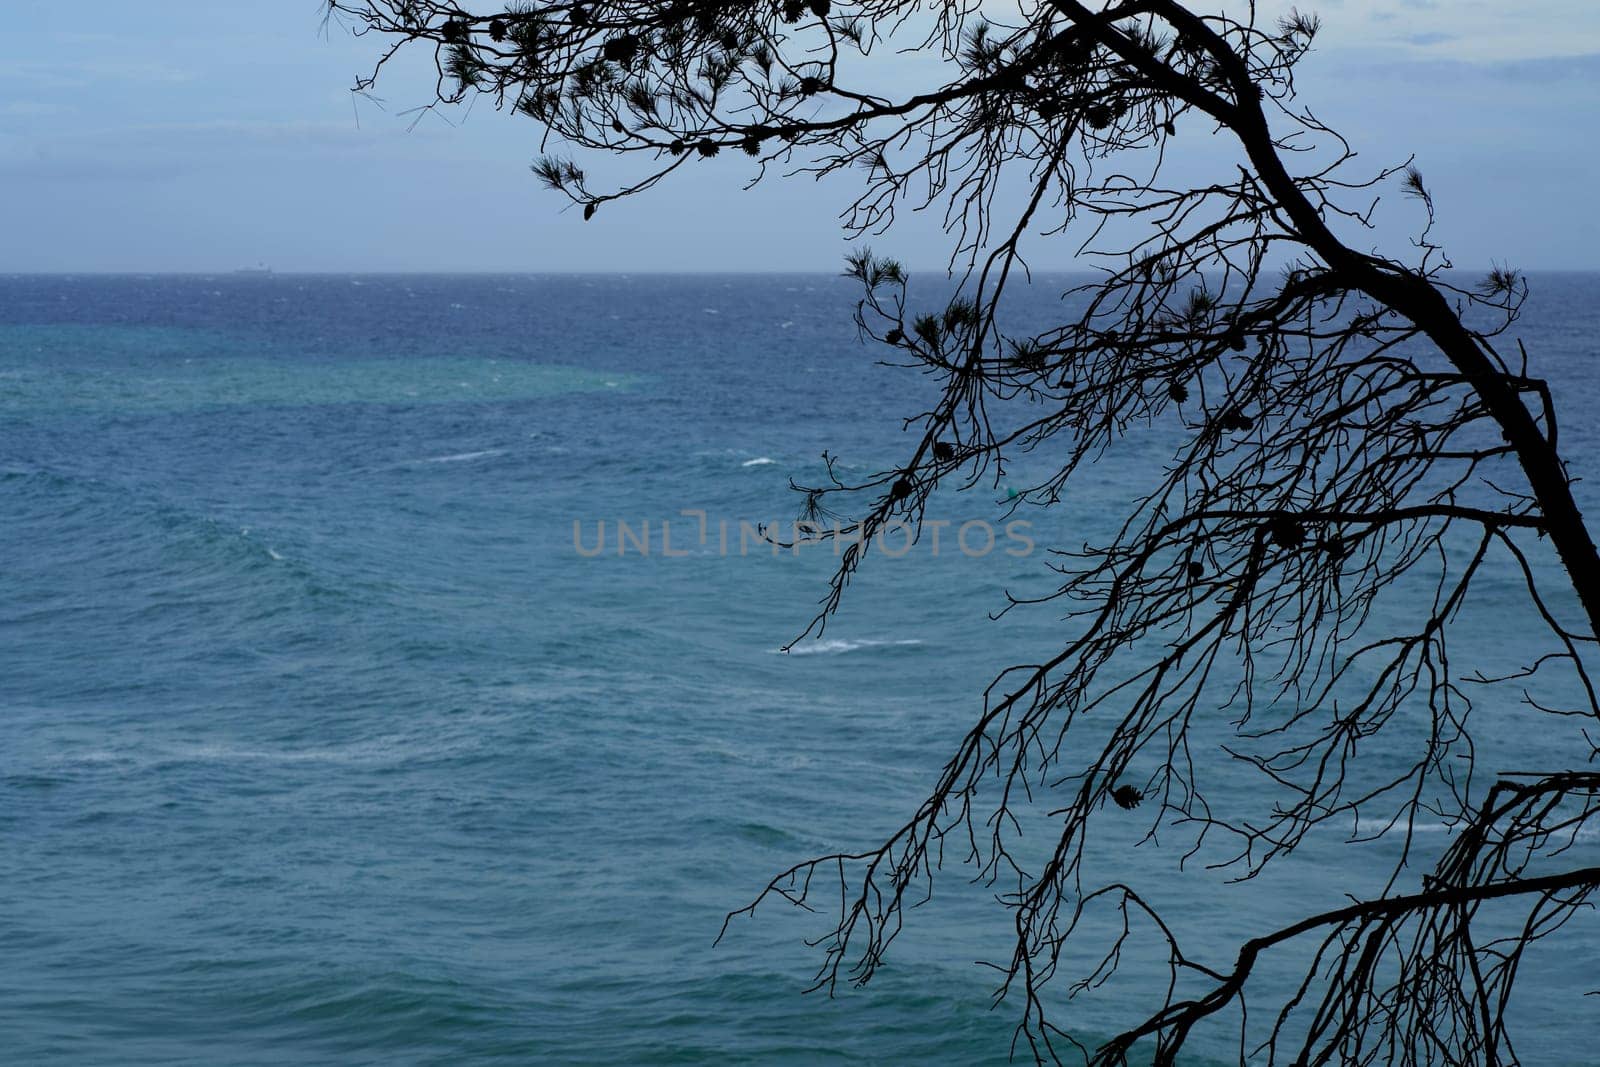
[334,1,1600,1061]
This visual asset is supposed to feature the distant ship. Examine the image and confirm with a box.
[234,263,273,275]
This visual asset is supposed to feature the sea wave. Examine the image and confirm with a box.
[1352,817,1600,843]
[775,638,925,656]
[416,449,507,464]
[45,735,481,771]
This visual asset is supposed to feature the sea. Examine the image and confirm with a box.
[2,272,1598,1065]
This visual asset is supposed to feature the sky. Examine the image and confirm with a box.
[0,1,1596,272]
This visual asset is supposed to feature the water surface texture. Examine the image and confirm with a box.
[3,274,1598,1064]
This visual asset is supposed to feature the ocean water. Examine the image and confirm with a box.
[2,273,1598,1065]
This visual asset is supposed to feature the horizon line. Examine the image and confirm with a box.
[6,266,1600,277]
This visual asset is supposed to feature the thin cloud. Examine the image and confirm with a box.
[1252,0,1600,60]
[0,118,448,182]
[0,57,193,90]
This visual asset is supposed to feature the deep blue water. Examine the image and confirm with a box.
[2,273,1598,1065]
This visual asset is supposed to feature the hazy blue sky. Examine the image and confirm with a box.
[1,2,1596,272]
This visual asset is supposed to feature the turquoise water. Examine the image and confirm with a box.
[2,274,1598,1064]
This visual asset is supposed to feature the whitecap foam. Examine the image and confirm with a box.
[741,457,776,467]
[1351,818,1600,843]
[419,449,506,464]
[776,638,925,656]
[58,737,455,769]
